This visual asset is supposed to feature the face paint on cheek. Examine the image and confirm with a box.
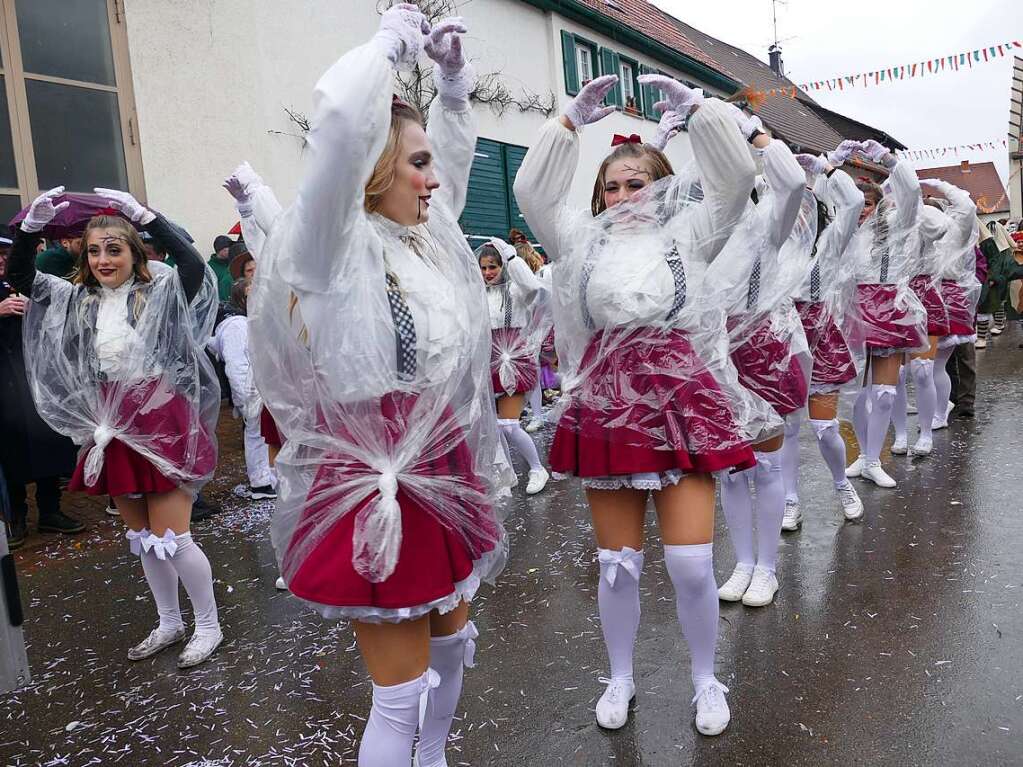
[411,170,427,221]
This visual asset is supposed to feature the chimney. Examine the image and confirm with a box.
[768,44,784,77]
[960,160,971,173]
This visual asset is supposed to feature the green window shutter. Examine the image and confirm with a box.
[561,31,579,96]
[639,63,660,121]
[459,139,510,241]
[504,145,537,243]
[599,47,622,107]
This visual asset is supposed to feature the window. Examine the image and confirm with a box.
[560,31,599,96]
[0,0,144,219]
[620,61,635,104]
[577,46,594,84]
[460,139,538,246]
[618,56,643,114]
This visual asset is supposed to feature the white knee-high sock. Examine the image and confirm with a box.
[780,412,802,503]
[130,528,184,633]
[360,671,435,767]
[498,418,543,471]
[892,364,908,443]
[527,372,544,421]
[664,543,720,690]
[416,623,478,767]
[865,384,896,462]
[753,451,785,573]
[911,358,936,443]
[810,419,851,487]
[719,469,755,568]
[852,387,870,454]
[932,345,954,422]
[157,531,220,636]
[597,547,644,684]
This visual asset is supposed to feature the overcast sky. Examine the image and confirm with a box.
[653,0,1021,186]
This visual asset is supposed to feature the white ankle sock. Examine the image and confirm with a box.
[359,671,435,767]
[664,543,719,690]
[780,412,802,504]
[910,358,936,441]
[753,451,784,573]
[417,623,478,767]
[865,384,896,462]
[498,418,543,471]
[719,468,755,568]
[162,531,220,636]
[132,528,184,633]
[892,364,908,443]
[810,418,849,486]
[597,547,644,683]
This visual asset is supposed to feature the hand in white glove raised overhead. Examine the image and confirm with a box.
[488,237,518,262]
[223,162,263,215]
[95,187,156,225]
[636,73,704,118]
[374,3,431,70]
[562,75,618,131]
[425,17,473,109]
[795,154,830,176]
[649,110,686,151]
[21,186,69,233]
[825,139,862,167]
[856,139,897,168]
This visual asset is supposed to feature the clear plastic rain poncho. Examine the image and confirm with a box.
[791,170,866,393]
[706,140,817,417]
[929,183,981,345]
[476,243,552,397]
[22,234,220,494]
[843,161,929,355]
[247,42,510,606]
[514,100,783,471]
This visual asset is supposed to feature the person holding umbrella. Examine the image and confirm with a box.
[7,185,224,669]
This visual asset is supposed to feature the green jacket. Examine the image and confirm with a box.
[208,256,233,302]
[35,244,76,279]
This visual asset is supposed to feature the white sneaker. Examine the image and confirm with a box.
[932,402,954,430]
[524,417,543,434]
[105,503,120,517]
[693,680,730,736]
[910,437,932,456]
[275,576,288,591]
[990,324,1003,336]
[741,566,779,607]
[595,677,635,729]
[781,500,802,531]
[836,482,864,520]
[525,467,550,495]
[717,563,754,601]
[177,629,224,669]
[974,337,988,349]
[845,456,865,478]
[890,436,908,455]
[127,625,186,661]
[860,460,896,488]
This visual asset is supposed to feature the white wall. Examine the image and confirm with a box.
[123,0,728,251]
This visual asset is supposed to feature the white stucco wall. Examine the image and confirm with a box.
[123,0,728,252]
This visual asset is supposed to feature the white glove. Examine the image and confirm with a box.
[795,154,829,176]
[21,186,69,233]
[856,139,896,168]
[488,237,517,262]
[563,75,618,131]
[223,162,262,216]
[95,187,156,225]
[650,110,686,151]
[374,3,430,70]
[636,73,704,118]
[825,139,862,167]
[425,17,473,109]
[719,102,763,141]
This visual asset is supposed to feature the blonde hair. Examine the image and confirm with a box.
[591,143,674,216]
[364,100,425,214]
[74,215,151,288]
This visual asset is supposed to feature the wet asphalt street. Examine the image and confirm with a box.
[3,329,1022,766]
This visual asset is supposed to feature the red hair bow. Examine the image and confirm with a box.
[611,133,643,147]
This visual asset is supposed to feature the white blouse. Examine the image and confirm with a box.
[95,277,142,377]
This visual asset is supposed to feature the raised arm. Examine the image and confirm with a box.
[795,153,865,263]
[759,138,805,250]
[224,162,283,261]
[489,237,542,303]
[919,178,977,249]
[514,75,618,262]
[855,140,920,231]
[9,187,70,297]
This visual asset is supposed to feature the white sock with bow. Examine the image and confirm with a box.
[416,622,479,767]
[147,530,219,636]
[359,671,436,767]
[597,547,645,685]
[130,528,183,633]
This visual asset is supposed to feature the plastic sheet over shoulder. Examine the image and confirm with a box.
[22,265,220,493]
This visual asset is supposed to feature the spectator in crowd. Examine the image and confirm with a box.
[228,241,255,282]
[35,234,81,278]
[208,234,235,301]
[0,237,84,548]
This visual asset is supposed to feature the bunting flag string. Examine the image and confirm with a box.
[894,138,1009,161]
[745,39,1021,101]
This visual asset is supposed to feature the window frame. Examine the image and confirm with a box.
[618,54,642,115]
[560,30,601,97]
[0,0,145,208]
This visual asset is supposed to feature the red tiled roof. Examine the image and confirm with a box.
[573,0,720,70]
[917,162,1010,215]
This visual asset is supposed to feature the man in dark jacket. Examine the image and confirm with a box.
[209,235,234,301]
[34,235,81,279]
[0,241,84,547]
